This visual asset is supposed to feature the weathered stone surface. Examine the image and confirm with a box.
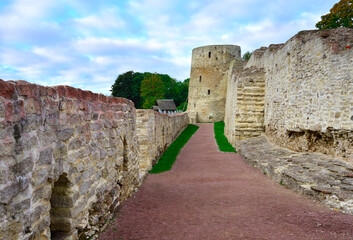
[0,177,29,204]
[238,136,353,214]
[223,28,353,160]
[8,198,31,213]
[310,185,336,194]
[38,148,54,166]
[136,110,189,179]
[259,28,352,160]
[188,45,241,122]
[0,81,139,240]
[224,61,265,144]
[33,186,51,204]
[0,80,189,240]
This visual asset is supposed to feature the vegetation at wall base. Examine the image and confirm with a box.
[149,124,199,174]
[214,121,236,152]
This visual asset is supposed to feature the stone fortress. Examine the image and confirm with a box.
[0,27,352,240]
[188,27,353,216]
[188,27,353,160]
[188,45,241,122]
[0,81,188,240]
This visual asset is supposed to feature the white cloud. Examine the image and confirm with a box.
[32,47,73,63]
[0,0,65,43]
[73,37,164,55]
[0,0,338,95]
[73,7,127,36]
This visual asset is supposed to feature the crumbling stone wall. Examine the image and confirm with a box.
[136,110,189,179]
[224,59,265,147]
[0,80,139,240]
[187,45,241,123]
[223,28,353,160]
[246,28,353,160]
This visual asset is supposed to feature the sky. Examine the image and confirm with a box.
[0,0,336,95]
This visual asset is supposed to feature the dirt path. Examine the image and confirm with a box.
[99,123,353,240]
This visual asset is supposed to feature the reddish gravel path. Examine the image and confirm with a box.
[99,123,353,240]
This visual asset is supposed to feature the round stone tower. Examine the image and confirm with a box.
[187,45,241,123]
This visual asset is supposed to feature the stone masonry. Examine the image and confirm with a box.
[224,28,353,160]
[247,28,353,160]
[224,60,265,145]
[136,110,189,179]
[238,136,353,215]
[0,80,189,240]
[187,45,241,123]
[193,28,353,213]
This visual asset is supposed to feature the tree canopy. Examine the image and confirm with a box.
[316,0,353,29]
[140,73,165,109]
[111,71,189,109]
[111,71,144,108]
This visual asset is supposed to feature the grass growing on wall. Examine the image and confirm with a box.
[149,124,199,174]
[214,121,236,152]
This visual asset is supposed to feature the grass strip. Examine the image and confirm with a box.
[149,124,199,174]
[214,121,236,152]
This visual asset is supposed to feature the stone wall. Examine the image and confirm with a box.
[247,28,353,160]
[224,59,265,147]
[187,45,241,123]
[223,28,353,160]
[0,80,140,240]
[136,110,189,179]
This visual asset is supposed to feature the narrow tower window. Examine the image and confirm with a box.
[199,76,202,82]
[208,90,210,95]
[209,52,211,58]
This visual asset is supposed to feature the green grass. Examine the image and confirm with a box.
[214,121,236,152]
[149,124,199,174]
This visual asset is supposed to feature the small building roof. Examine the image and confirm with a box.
[155,99,177,111]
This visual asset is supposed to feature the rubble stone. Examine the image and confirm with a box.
[238,136,353,214]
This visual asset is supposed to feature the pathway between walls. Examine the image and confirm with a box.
[99,123,353,240]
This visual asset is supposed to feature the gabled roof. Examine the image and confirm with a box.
[156,99,177,111]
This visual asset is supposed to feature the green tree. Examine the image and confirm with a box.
[242,51,252,60]
[316,0,353,29]
[177,78,189,109]
[140,73,164,109]
[111,71,144,108]
[111,71,189,109]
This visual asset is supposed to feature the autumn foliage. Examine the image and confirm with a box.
[316,0,353,29]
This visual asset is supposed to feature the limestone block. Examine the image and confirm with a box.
[0,177,29,204]
[57,128,74,141]
[38,148,54,166]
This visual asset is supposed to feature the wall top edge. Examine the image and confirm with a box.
[259,27,353,56]
[192,44,241,51]
[246,27,353,66]
[0,79,134,107]
[136,108,188,117]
